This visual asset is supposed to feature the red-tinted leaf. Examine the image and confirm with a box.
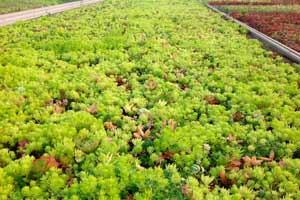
[226,134,243,144]
[227,159,243,170]
[116,77,126,86]
[67,176,75,186]
[95,76,101,83]
[259,150,275,162]
[16,96,27,106]
[226,134,235,142]
[126,194,134,200]
[204,95,219,105]
[233,111,244,122]
[53,99,68,113]
[104,122,117,131]
[180,84,188,91]
[278,161,286,167]
[181,185,191,196]
[220,171,231,186]
[133,125,150,139]
[107,137,113,143]
[18,140,29,150]
[242,156,262,166]
[162,152,175,160]
[148,80,156,90]
[32,156,60,174]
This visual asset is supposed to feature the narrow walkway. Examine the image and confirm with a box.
[0,0,103,27]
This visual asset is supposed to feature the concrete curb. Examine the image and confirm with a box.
[0,0,103,27]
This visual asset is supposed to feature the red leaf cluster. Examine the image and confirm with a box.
[48,99,68,114]
[220,171,232,187]
[162,119,177,131]
[227,150,285,171]
[133,125,150,139]
[204,95,220,105]
[226,134,243,144]
[181,185,192,197]
[221,151,286,187]
[16,96,27,107]
[104,122,117,131]
[32,156,60,174]
[231,12,300,52]
[18,140,29,150]
[242,156,263,166]
[162,152,175,160]
[210,0,300,6]
[116,76,126,86]
[233,111,244,122]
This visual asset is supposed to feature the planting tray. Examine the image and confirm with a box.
[206,3,300,63]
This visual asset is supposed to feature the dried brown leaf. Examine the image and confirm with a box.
[104,122,117,131]
[86,104,97,115]
[259,150,275,162]
[133,125,150,139]
[53,104,64,113]
[242,156,262,166]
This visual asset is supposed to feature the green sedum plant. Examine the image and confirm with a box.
[0,0,300,199]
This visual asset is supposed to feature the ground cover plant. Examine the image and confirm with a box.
[0,0,78,14]
[0,0,300,199]
[215,5,300,13]
[207,0,300,52]
[208,0,300,5]
[231,12,300,52]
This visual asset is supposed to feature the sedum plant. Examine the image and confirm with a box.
[0,0,300,199]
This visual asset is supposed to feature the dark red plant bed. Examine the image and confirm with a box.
[231,12,300,52]
[209,0,300,6]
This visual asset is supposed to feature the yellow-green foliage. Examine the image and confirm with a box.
[0,0,299,199]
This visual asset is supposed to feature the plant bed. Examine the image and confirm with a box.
[0,0,300,199]
[207,0,300,52]
[216,5,300,13]
[209,0,300,6]
[231,12,300,52]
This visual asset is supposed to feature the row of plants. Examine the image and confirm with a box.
[231,12,300,52]
[207,0,300,52]
[216,5,300,13]
[0,0,300,199]
[0,0,78,14]
[208,0,300,5]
